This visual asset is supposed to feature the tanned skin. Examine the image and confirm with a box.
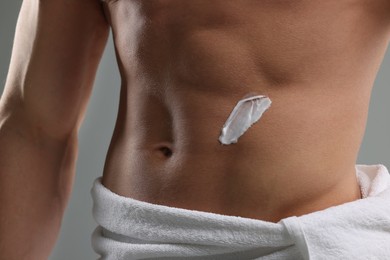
[1,0,390,259]
[0,0,108,259]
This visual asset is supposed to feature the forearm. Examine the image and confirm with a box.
[0,0,109,258]
[0,113,78,260]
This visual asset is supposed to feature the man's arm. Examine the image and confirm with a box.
[0,0,109,259]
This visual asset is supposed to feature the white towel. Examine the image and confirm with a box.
[91,164,390,260]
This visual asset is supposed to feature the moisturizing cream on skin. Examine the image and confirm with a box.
[219,95,272,145]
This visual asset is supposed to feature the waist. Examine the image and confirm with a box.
[101,83,366,221]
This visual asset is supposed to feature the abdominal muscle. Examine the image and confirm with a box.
[101,0,390,222]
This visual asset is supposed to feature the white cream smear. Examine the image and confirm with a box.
[219,95,272,145]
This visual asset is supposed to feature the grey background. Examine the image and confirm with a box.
[0,1,389,260]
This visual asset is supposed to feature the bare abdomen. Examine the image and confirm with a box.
[101,0,389,220]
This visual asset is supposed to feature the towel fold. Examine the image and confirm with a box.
[91,164,390,260]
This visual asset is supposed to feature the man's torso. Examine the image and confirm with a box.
[101,0,390,222]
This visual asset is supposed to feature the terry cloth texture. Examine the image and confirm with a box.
[91,164,390,260]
